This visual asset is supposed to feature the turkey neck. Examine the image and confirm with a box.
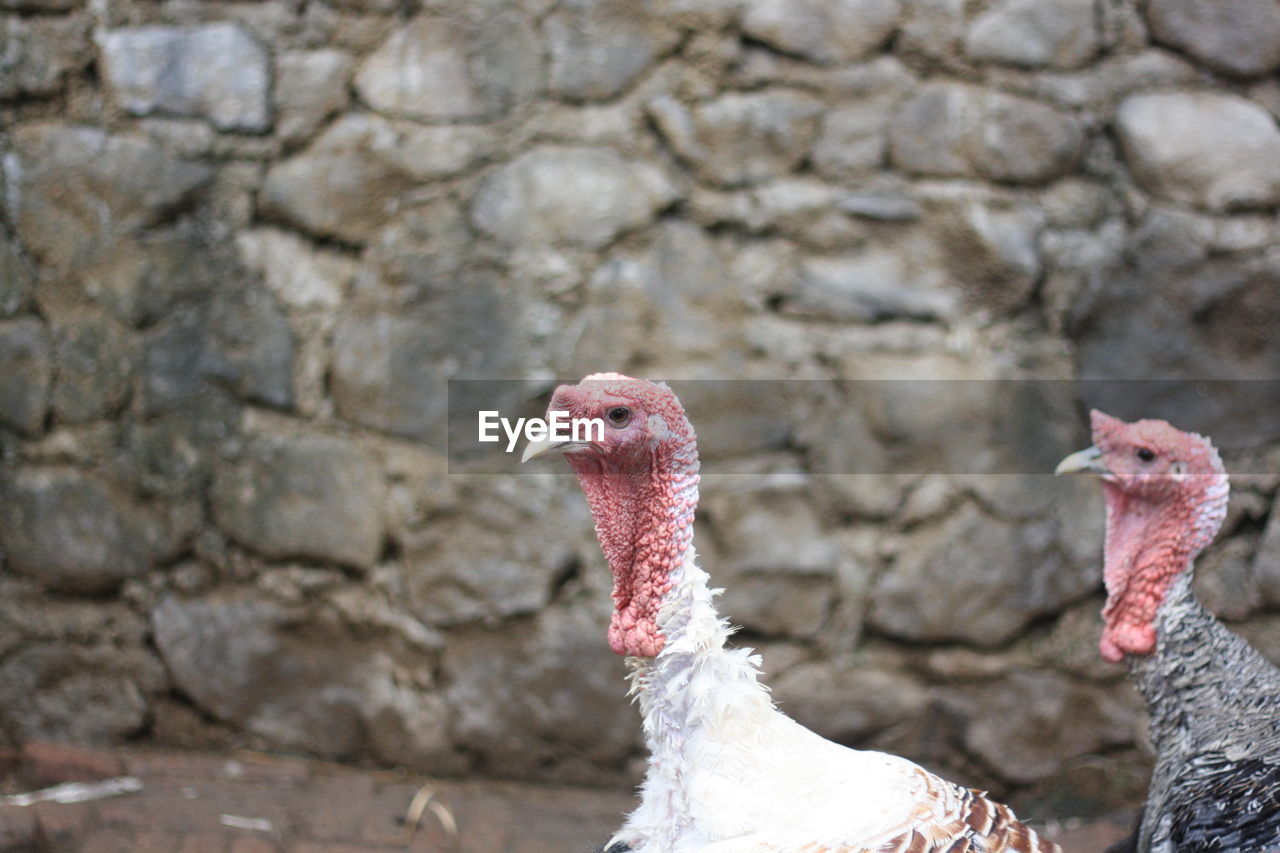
[571,440,700,658]
[1098,471,1228,662]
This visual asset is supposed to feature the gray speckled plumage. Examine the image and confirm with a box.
[1127,572,1280,852]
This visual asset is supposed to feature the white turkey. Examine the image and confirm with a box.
[524,373,1058,853]
[1057,411,1280,852]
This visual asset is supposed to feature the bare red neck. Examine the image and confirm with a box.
[571,443,699,657]
[1099,476,1226,662]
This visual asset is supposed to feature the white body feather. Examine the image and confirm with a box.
[610,548,1030,853]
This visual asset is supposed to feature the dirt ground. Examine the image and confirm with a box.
[0,743,1131,852]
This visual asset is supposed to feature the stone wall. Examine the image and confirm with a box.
[3,0,1280,819]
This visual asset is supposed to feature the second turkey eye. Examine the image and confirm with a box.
[606,407,631,427]
[1137,447,1155,462]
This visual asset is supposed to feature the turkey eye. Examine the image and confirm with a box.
[606,406,631,427]
[1136,448,1155,462]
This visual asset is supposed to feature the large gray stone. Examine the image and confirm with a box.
[97,24,271,131]
[0,582,154,660]
[363,203,473,300]
[0,644,155,744]
[784,250,957,323]
[331,305,447,441]
[261,114,495,243]
[1146,0,1280,77]
[331,273,526,444]
[898,0,967,62]
[889,84,1083,184]
[0,231,34,318]
[650,91,824,187]
[274,49,354,143]
[965,0,1097,69]
[1115,92,1280,212]
[235,228,354,312]
[442,606,638,780]
[870,503,1095,646]
[938,200,1044,315]
[963,671,1137,784]
[4,125,212,273]
[705,488,838,574]
[700,488,838,638]
[153,591,459,768]
[471,146,677,248]
[1256,505,1280,607]
[210,433,384,569]
[720,574,835,639]
[0,14,91,99]
[128,401,237,499]
[402,478,590,626]
[1194,535,1263,622]
[741,0,902,65]
[50,311,137,424]
[810,98,895,178]
[0,467,168,594]
[1074,221,1280,448]
[571,221,740,372]
[78,228,222,329]
[354,11,540,121]
[0,317,51,435]
[544,0,677,101]
[771,662,927,744]
[141,286,293,415]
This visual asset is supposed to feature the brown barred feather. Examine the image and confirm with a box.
[789,772,1060,853]
[865,776,1060,853]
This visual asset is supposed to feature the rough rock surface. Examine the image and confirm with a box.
[49,311,137,424]
[1145,0,1280,77]
[0,468,169,594]
[889,84,1083,184]
[353,12,540,121]
[330,274,526,443]
[261,114,495,242]
[442,606,638,781]
[741,0,903,65]
[97,24,271,131]
[4,125,212,272]
[153,591,458,768]
[0,232,35,318]
[965,0,1097,69]
[471,146,677,248]
[0,317,52,435]
[544,0,677,101]
[0,15,91,99]
[1114,92,1280,212]
[870,503,1096,646]
[210,433,384,570]
[772,663,928,743]
[651,91,825,187]
[962,671,1138,784]
[140,285,294,415]
[274,50,353,143]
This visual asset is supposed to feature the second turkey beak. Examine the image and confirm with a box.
[1055,445,1108,476]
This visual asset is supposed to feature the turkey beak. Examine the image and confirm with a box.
[1055,445,1109,477]
[521,436,569,463]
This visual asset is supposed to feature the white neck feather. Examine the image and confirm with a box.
[618,547,777,848]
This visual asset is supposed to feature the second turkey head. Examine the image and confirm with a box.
[1057,410,1229,663]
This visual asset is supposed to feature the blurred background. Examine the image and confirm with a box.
[3,0,1280,848]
